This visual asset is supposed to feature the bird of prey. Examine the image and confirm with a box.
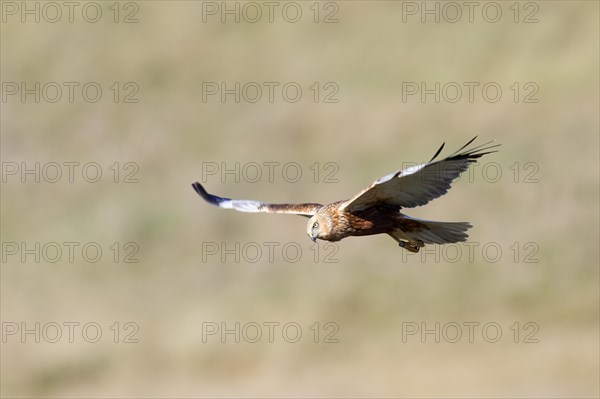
[192,137,499,252]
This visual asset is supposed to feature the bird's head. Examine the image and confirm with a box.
[307,212,333,242]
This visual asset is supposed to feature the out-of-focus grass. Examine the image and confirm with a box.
[1,1,598,397]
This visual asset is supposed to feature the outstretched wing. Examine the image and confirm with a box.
[340,137,500,212]
[192,182,322,217]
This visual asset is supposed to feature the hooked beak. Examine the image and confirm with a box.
[307,232,317,242]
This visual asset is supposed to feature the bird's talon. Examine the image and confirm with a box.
[399,241,421,253]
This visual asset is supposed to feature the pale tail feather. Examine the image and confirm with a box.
[393,216,472,244]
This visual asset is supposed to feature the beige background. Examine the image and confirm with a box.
[1,1,599,397]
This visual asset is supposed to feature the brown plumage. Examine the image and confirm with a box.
[192,137,499,252]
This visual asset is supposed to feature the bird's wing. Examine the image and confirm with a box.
[340,137,500,212]
[192,182,322,218]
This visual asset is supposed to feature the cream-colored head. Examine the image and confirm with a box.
[306,212,332,242]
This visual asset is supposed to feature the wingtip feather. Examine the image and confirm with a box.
[192,182,208,197]
[192,182,224,205]
[429,142,446,162]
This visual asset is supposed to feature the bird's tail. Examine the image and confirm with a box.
[392,215,472,244]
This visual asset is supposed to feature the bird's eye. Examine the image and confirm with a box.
[313,222,319,228]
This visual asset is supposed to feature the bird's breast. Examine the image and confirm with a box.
[343,207,401,236]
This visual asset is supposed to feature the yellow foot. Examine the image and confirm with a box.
[399,240,423,253]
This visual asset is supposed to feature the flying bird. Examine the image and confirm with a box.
[192,137,499,252]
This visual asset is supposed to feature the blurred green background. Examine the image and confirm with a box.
[1,1,598,397]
